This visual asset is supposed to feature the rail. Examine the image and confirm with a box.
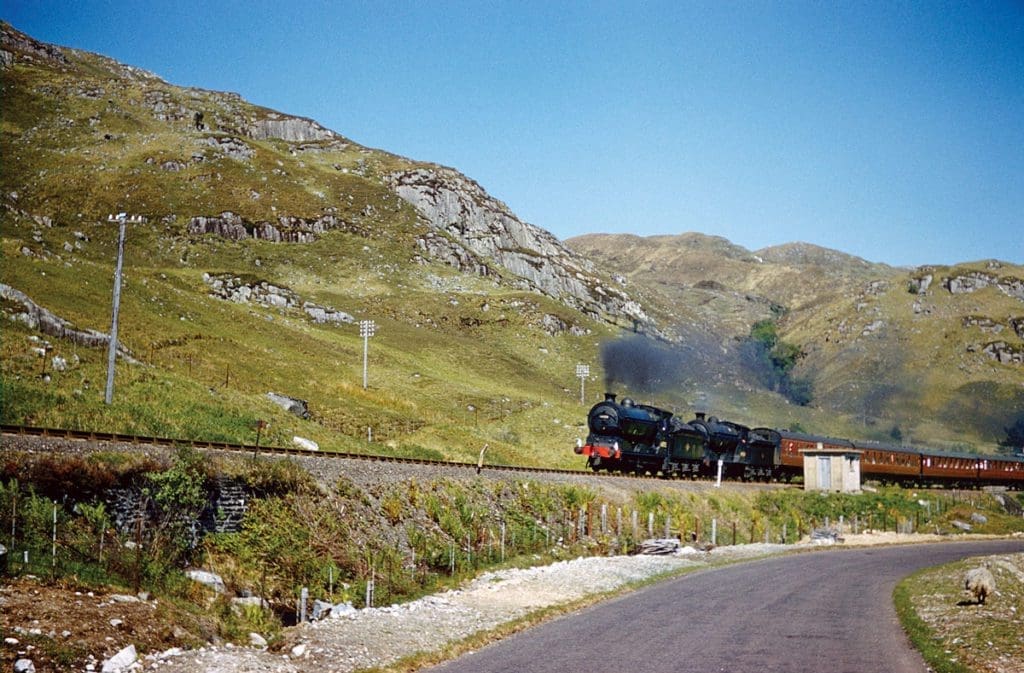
[0,423,595,478]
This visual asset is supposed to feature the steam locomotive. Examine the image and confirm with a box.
[575,393,1024,489]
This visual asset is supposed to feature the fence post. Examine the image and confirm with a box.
[300,587,308,622]
[711,518,717,546]
[51,502,57,569]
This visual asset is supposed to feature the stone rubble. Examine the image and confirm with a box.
[148,544,795,673]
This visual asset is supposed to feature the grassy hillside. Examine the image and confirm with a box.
[569,233,1024,452]
[2,23,1021,460]
[0,23,610,467]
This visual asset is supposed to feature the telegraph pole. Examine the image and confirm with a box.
[360,320,376,389]
[576,363,590,405]
[105,213,143,405]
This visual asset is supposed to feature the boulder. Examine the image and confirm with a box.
[267,392,310,418]
[100,644,136,672]
[186,569,226,593]
[292,436,319,452]
[312,599,335,620]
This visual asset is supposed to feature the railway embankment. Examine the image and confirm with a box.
[2,431,1023,673]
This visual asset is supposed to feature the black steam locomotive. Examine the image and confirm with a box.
[575,393,1024,489]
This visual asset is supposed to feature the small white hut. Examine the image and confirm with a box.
[801,442,863,492]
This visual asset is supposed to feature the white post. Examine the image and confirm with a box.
[716,458,724,488]
[51,502,57,567]
[575,364,589,404]
[712,518,717,546]
[360,320,376,389]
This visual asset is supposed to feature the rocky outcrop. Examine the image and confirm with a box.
[247,113,336,143]
[943,271,1024,302]
[1,22,68,66]
[1011,318,1024,340]
[981,341,1024,365]
[202,135,254,161]
[188,211,364,243]
[203,273,354,324]
[0,283,135,359]
[962,316,1004,334]
[908,273,933,294]
[388,167,651,331]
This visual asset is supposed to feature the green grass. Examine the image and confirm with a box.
[4,22,1024,463]
[893,574,974,673]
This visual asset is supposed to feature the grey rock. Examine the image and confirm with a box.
[100,644,136,672]
[248,114,335,143]
[0,284,135,360]
[387,167,654,335]
[14,659,35,673]
[328,601,357,618]
[186,569,226,594]
[292,436,319,452]
[312,599,335,620]
[267,392,310,418]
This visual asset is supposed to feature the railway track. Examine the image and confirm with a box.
[1,424,794,490]
[0,423,608,480]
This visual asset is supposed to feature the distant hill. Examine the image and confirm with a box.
[2,22,1021,457]
[569,233,1024,451]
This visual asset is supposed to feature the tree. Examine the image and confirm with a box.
[741,320,812,405]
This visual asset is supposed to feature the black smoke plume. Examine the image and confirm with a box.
[600,328,733,395]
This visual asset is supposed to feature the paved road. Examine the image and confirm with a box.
[427,540,1024,673]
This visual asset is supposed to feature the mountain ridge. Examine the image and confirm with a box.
[2,22,1022,457]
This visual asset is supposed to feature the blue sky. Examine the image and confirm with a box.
[6,1,1023,266]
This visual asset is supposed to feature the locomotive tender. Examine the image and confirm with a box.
[575,392,1024,489]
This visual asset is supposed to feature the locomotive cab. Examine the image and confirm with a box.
[579,393,674,474]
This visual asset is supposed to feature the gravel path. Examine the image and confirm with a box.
[146,544,793,673]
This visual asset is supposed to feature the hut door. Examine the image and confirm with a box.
[818,456,832,490]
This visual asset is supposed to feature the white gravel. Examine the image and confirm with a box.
[147,543,797,673]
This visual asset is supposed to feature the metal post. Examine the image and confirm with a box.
[716,458,724,487]
[104,214,129,404]
[575,364,590,404]
[360,320,376,389]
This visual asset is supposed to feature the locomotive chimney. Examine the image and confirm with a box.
[695,411,706,421]
[604,392,617,403]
